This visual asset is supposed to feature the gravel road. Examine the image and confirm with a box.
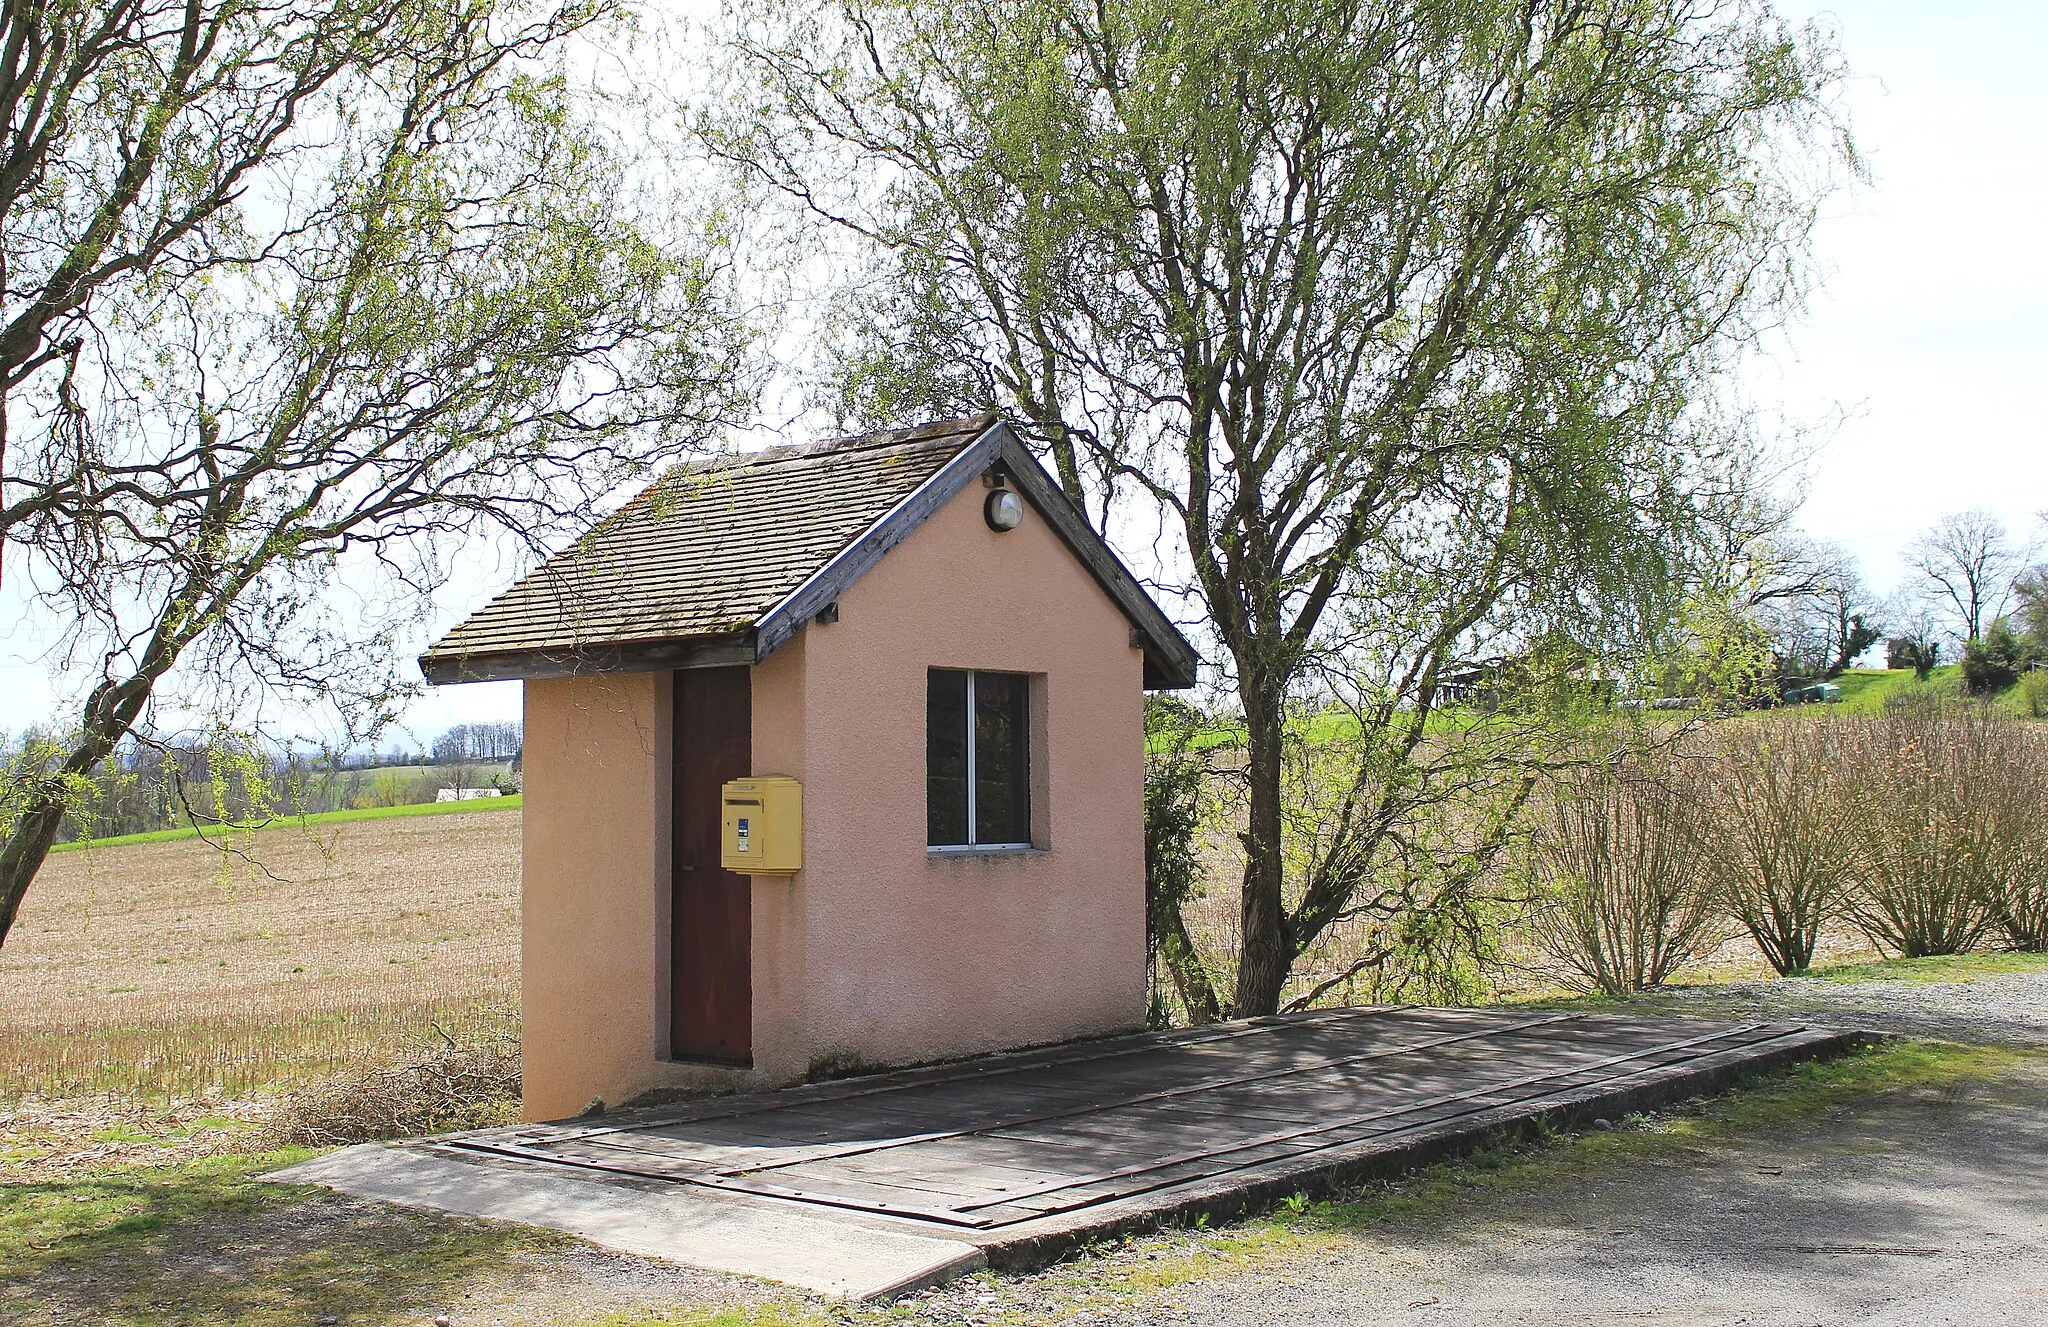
[884,963,2048,1327]
[1643,967,2048,1048]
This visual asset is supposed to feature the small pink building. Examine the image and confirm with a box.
[422,416,1197,1121]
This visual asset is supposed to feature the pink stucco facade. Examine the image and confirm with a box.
[519,481,1148,1121]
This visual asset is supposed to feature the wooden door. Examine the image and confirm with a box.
[671,665,753,1063]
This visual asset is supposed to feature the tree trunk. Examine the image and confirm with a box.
[1159,905,1225,1025]
[0,670,154,949]
[0,799,65,947]
[1234,686,1292,1016]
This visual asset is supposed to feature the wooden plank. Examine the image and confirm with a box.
[946,1024,1772,1214]
[636,1013,1581,1182]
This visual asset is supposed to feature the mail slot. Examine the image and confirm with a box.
[720,776,802,874]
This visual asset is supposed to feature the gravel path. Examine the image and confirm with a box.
[1641,967,2048,1047]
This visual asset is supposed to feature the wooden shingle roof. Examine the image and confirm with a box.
[420,416,1198,689]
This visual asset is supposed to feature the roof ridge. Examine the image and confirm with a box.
[665,414,998,481]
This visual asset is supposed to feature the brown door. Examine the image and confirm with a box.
[671,665,752,1063]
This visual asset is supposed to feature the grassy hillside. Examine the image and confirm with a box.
[51,792,521,854]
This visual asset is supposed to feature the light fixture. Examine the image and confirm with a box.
[984,487,1024,532]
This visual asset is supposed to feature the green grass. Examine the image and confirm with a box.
[1806,950,2048,984]
[585,1310,830,1327]
[50,794,521,855]
[0,1150,565,1326]
[1827,664,1959,714]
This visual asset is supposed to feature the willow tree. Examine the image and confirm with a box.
[708,0,1847,1015]
[0,0,754,946]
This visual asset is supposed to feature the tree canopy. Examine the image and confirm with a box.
[708,0,1852,1013]
[0,0,755,946]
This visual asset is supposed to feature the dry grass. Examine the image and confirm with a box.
[0,808,520,1101]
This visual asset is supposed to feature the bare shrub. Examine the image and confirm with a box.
[1696,718,1856,975]
[263,1020,519,1147]
[1839,701,1999,958]
[1523,751,1719,996]
[1985,723,2048,952]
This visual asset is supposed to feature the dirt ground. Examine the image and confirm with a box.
[1,809,521,1022]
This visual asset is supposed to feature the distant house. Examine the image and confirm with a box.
[421,416,1197,1120]
[434,787,503,802]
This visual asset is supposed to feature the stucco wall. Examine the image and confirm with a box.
[787,481,1149,1074]
[519,671,670,1121]
[520,478,1150,1116]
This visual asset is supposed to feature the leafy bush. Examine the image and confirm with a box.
[1961,620,2024,695]
[1145,698,1221,1025]
[1523,750,1719,995]
[2020,669,2048,719]
[1839,702,1999,957]
[1886,635,1938,678]
[1696,718,1855,975]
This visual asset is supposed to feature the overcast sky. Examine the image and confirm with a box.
[2,0,2042,742]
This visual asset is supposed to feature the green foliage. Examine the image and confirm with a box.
[1,0,754,945]
[2014,570,2048,661]
[0,729,102,849]
[2022,670,2048,719]
[1962,618,2025,695]
[1145,698,1223,1025]
[713,0,1851,1015]
[1887,633,1941,678]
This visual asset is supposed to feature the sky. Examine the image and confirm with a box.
[3,0,2043,744]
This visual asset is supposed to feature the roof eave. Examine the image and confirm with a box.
[418,632,757,684]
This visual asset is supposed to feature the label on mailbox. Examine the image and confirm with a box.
[721,778,801,874]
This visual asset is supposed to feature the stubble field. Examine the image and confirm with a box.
[0,808,522,1104]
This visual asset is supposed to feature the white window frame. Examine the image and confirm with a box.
[928,669,1033,853]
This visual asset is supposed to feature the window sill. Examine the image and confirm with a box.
[926,843,1042,857]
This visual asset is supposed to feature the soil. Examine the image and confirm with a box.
[1,808,521,1025]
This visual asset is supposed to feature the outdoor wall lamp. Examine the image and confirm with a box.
[984,487,1024,532]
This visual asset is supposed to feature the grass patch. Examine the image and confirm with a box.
[1,994,519,1101]
[0,1150,563,1326]
[50,794,521,854]
[1806,950,2048,984]
[584,1309,831,1327]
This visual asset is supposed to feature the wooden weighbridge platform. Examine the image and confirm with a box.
[274,1006,1862,1300]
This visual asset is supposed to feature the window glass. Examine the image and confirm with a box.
[973,672,1029,845]
[926,669,969,846]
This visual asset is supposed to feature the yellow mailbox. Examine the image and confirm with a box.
[720,776,802,874]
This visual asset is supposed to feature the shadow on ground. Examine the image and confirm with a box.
[878,1056,2048,1327]
[1,1161,541,1326]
